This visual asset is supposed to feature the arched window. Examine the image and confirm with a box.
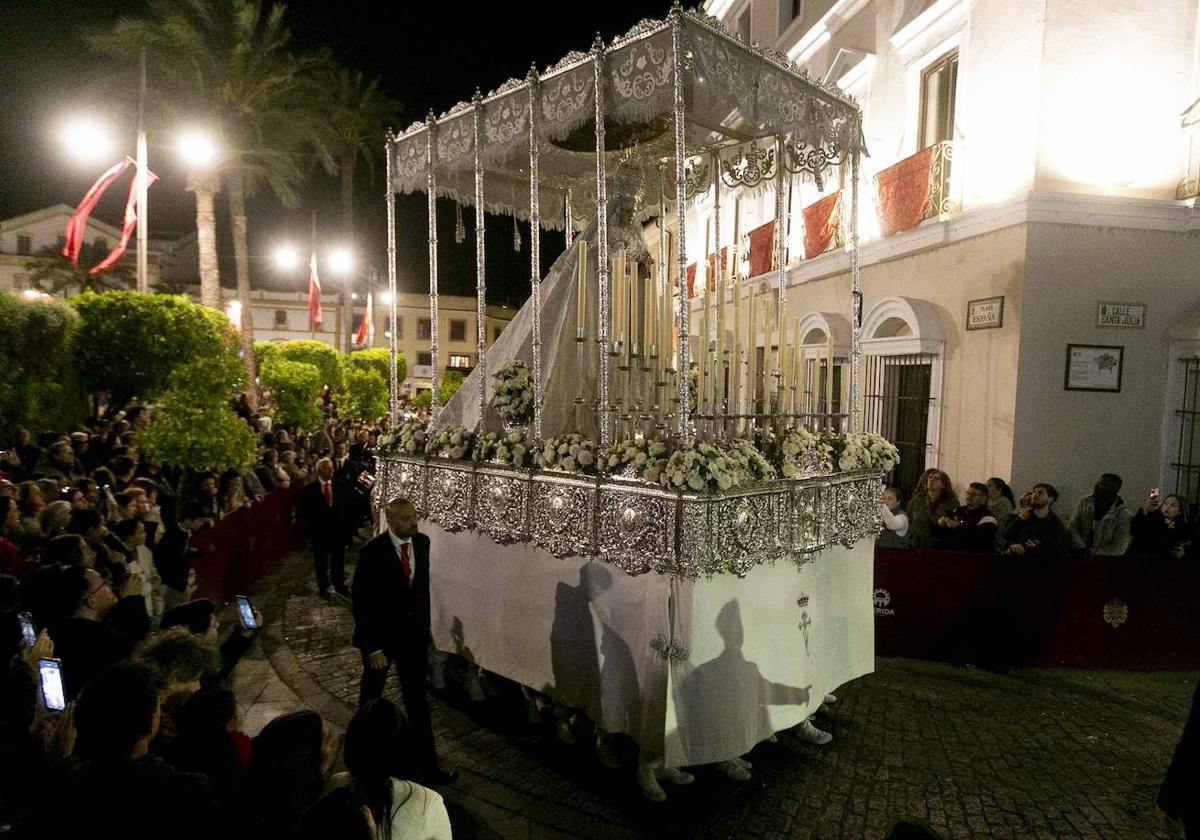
[860,297,945,495]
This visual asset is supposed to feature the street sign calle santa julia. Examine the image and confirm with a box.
[1097,302,1145,328]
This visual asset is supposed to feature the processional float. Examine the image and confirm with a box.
[376,5,890,773]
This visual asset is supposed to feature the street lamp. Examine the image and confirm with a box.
[177,129,218,168]
[58,102,218,296]
[58,116,115,164]
[272,241,364,353]
[272,244,302,272]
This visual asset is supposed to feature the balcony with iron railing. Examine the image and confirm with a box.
[872,140,957,238]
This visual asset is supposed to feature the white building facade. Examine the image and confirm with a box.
[695,0,1200,511]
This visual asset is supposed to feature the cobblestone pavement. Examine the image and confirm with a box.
[230,550,1195,839]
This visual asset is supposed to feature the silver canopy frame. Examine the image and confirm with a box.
[384,3,864,440]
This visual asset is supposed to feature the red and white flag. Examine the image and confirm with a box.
[89,165,158,276]
[62,158,133,267]
[353,290,373,346]
[307,252,323,331]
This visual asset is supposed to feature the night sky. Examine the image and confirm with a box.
[0,0,676,306]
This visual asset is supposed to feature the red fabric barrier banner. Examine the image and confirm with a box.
[746,221,775,277]
[874,146,934,237]
[874,547,1200,669]
[802,191,842,259]
[190,485,305,603]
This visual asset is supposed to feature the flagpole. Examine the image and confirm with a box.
[136,47,149,293]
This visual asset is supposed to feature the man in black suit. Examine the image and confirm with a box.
[351,496,456,786]
[300,457,348,598]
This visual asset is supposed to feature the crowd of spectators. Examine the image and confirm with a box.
[878,468,1189,561]
[0,400,424,839]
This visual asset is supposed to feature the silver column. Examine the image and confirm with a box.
[473,91,487,416]
[593,37,612,446]
[528,67,544,439]
[671,7,690,437]
[385,132,399,425]
[426,112,441,417]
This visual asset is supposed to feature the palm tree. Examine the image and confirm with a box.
[320,68,403,237]
[88,1,332,381]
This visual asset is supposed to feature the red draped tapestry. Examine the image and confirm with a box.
[746,221,776,277]
[686,263,698,298]
[874,145,934,237]
[802,191,842,259]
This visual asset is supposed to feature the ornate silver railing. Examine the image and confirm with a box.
[374,454,882,579]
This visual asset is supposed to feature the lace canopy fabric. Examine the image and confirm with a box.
[387,11,863,231]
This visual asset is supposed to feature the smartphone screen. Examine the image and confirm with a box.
[235,595,258,630]
[38,658,66,711]
[18,612,36,648]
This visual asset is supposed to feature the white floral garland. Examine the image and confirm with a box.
[659,437,777,493]
[833,431,899,472]
[535,433,600,474]
[472,430,532,469]
[778,426,834,478]
[601,437,673,484]
[424,426,475,461]
[490,360,534,426]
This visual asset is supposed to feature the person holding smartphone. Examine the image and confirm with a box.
[1130,489,1193,559]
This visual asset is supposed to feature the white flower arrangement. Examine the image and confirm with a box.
[659,437,777,493]
[601,436,673,484]
[424,426,475,461]
[472,430,531,469]
[535,433,600,475]
[490,361,535,426]
[379,418,429,456]
[777,426,834,478]
[832,431,900,472]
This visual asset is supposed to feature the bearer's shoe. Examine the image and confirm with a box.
[795,719,833,745]
[716,759,751,781]
[636,764,668,802]
[655,765,694,785]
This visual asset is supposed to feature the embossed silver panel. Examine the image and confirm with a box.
[425,462,474,532]
[597,479,677,576]
[708,488,787,577]
[529,472,596,557]
[375,455,882,578]
[473,466,530,544]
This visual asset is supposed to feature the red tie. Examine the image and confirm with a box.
[323,481,332,507]
[399,542,411,582]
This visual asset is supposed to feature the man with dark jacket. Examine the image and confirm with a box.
[48,565,149,700]
[351,496,456,786]
[32,661,218,840]
[1002,483,1071,561]
[301,458,348,598]
[153,501,206,611]
[933,482,999,552]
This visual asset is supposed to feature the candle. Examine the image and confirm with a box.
[700,267,710,402]
[798,347,807,419]
[576,240,587,337]
[747,290,757,416]
[732,276,743,416]
[646,263,656,355]
[627,261,637,356]
[825,332,834,416]
[613,249,625,352]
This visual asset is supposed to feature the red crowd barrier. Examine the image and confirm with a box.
[189,485,306,604]
[874,547,1200,670]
